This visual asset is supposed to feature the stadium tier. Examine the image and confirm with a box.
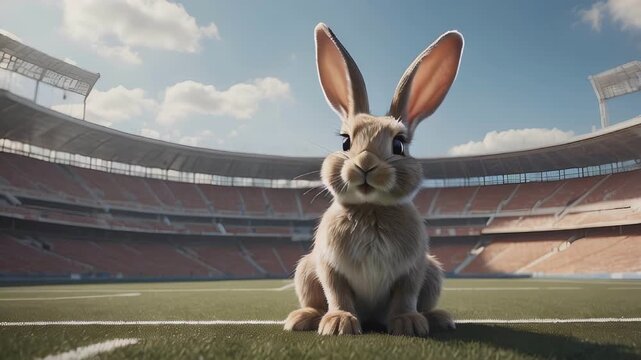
[2,150,641,280]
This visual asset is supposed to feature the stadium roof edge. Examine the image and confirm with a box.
[0,34,100,97]
[1,89,641,180]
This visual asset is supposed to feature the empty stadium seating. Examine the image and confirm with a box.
[187,242,260,277]
[503,182,563,211]
[468,184,517,213]
[461,233,570,274]
[4,152,641,223]
[525,234,641,274]
[430,238,478,272]
[263,188,301,217]
[198,185,242,213]
[3,151,641,280]
[0,235,88,275]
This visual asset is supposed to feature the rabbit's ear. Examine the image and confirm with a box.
[389,31,463,137]
[315,23,369,120]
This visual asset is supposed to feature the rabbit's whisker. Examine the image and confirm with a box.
[293,170,321,181]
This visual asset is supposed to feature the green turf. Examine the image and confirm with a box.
[1,279,640,359]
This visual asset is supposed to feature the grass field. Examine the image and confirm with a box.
[1,278,641,359]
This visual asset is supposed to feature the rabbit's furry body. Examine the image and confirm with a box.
[285,23,463,337]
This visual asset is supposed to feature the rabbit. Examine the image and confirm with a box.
[284,23,463,337]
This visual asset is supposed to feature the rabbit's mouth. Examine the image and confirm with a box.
[357,183,374,194]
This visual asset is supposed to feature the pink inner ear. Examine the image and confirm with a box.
[405,33,463,131]
[316,29,351,118]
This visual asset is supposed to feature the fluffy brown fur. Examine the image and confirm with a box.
[284,23,464,337]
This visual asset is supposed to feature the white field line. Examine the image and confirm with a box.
[608,287,641,290]
[455,318,641,324]
[0,292,140,301]
[275,282,295,291]
[3,318,641,326]
[0,284,296,294]
[443,287,581,291]
[2,320,286,326]
[39,338,139,360]
[528,279,641,285]
[0,284,588,294]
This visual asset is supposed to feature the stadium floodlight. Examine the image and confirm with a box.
[0,33,100,119]
[589,61,641,128]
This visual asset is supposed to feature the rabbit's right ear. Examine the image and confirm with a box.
[315,23,369,120]
[389,31,463,138]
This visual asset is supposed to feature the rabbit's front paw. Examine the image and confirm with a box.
[388,312,429,337]
[318,310,362,335]
[284,307,323,331]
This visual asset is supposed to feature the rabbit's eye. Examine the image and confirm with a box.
[392,136,405,156]
[341,134,351,151]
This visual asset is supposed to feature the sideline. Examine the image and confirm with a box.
[4,318,641,326]
[0,292,141,301]
[0,284,295,293]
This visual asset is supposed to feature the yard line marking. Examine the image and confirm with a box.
[0,285,598,294]
[39,338,139,360]
[531,279,641,285]
[0,284,295,293]
[454,318,641,324]
[609,287,641,290]
[275,282,296,291]
[1,320,286,326]
[0,292,140,301]
[444,287,581,291]
[0,285,585,294]
[3,318,641,326]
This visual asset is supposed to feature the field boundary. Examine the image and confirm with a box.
[0,292,140,301]
[0,283,295,293]
[3,318,641,326]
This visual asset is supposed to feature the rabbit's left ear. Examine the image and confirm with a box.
[389,31,463,138]
[315,23,369,120]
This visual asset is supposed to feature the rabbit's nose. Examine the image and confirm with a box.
[352,151,380,174]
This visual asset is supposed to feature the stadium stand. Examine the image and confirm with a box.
[502,181,562,211]
[2,151,641,280]
[199,185,243,214]
[0,234,87,275]
[429,237,478,272]
[524,233,641,274]
[460,233,571,275]
[1,34,641,281]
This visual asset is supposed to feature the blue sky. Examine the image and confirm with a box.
[1,0,640,157]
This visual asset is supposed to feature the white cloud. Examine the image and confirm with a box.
[0,29,23,43]
[448,128,575,156]
[92,44,142,65]
[607,0,641,30]
[200,23,220,40]
[579,0,641,33]
[61,0,220,64]
[86,86,157,126]
[53,85,157,127]
[157,77,291,125]
[579,2,607,31]
[49,76,289,130]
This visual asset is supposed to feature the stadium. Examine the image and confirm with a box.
[1,22,641,360]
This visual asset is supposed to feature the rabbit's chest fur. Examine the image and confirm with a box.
[316,203,426,310]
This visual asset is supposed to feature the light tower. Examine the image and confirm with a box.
[589,61,641,128]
